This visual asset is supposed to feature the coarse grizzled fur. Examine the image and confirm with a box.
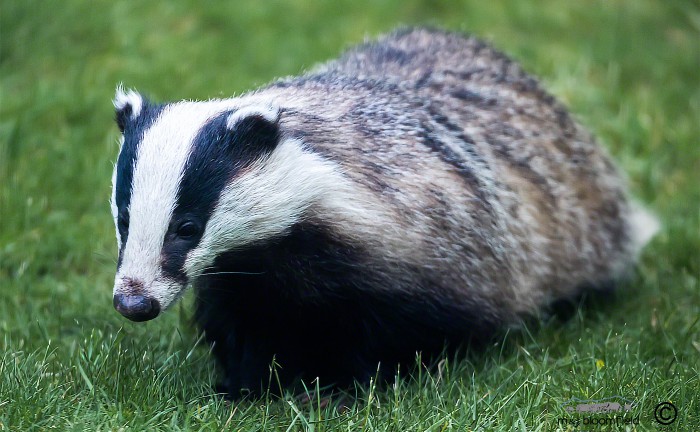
[110,27,658,398]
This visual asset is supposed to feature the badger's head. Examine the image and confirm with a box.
[110,87,343,322]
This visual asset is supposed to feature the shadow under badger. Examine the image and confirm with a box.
[110,28,658,397]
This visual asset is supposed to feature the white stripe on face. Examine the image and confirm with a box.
[113,100,236,309]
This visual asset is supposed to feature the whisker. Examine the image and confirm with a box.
[201,270,267,276]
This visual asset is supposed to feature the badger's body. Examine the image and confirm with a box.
[111,28,657,396]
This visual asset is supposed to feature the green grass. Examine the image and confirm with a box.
[1,0,699,430]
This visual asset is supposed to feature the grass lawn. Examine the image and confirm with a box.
[1,0,698,430]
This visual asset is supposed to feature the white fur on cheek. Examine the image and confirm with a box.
[183,138,371,277]
[185,139,315,275]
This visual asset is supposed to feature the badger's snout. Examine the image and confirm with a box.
[113,293,161,322]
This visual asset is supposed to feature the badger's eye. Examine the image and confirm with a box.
[176,221,200,239]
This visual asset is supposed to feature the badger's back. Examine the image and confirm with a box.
[251,28,643,317]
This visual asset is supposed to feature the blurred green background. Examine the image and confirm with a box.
[1,0,698,430]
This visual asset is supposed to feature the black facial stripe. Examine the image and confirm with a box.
[114,99,165,267]
[159,109,282,282]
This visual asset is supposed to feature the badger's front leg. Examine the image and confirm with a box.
[211,330,241,398]
[213,329,275,398]
[235,332,276,396]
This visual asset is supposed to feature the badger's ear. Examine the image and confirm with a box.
[225,105,281,154]
[113,85,144,133]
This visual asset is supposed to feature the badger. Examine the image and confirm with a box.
[110,28,658,397]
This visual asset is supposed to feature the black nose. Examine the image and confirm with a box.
[113,294,161,322]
